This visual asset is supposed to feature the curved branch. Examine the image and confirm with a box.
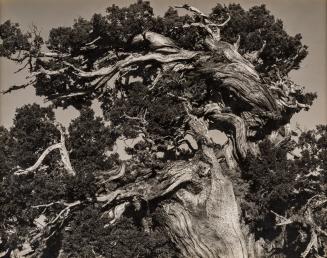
[216,14,231,27]
[174,4,209,19]
[175,5,229,42]
[205,104,248,160]
[14,143,62,175]
[99,163,126,184]
[73,50,198,78]
[14,123,75,176]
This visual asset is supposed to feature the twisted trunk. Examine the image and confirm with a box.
[3,5,314,256]
[156,115,261,258]
[161,149,248,257]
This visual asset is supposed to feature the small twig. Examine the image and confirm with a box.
[271,210,293,226]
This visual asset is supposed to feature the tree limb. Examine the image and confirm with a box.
[14,123,75,176]
[14,143,62,175]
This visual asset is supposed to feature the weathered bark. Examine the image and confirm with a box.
[3,4,315,258]
[160,151,248,257]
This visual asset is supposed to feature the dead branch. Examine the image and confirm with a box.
[234,35,241,51]
[31,201,63,209]
[14,123,75,176]
[102,202,129,226]
[72,50,198,78]
[47,49,199,99]
[14,143,62,175]
[301,229,318,258]
[100,163,126,183]
[175,5,230,42]
[56,123,75,176]
[175,4,209,21]
[205,103,248,160]
[1,79,36,94]
[271,210,293,226]
[244,40,266,63]
[215,14,231,27]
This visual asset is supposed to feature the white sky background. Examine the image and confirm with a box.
[0,0,326,132]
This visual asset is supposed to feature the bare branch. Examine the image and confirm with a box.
[38,51,70,58]
[14,123,75,176]
[271,210,293,226]
[33,66,68,76]
[175,5,229,42]
[216,14,231,27]
[49,49,199,100]
[56,123,76,176]
[48,200,81,226]
[14,143,62,175]
[100,163,126,183]
[85,36,101,46]
[205,104,248,160]
[244,40,266,63]
[234,35,241,50]
[74,51,198,78]
[102,202,129,226]
[174,4,209,19]
[31,201,63,209]
[301,229,318,258]
[1,79,35,94]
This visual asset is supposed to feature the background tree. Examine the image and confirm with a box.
[0,1,325,257]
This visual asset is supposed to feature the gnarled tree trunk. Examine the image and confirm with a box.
[3,4,315,258]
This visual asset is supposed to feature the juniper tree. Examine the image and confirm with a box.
[0,1,325,257]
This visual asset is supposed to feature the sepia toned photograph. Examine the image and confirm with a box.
[0,0,326,257]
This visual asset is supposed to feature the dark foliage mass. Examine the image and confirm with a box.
[0,1,325,257]
[0,0,309,109]
[239,128,327,257]
[9,104,59,168]
[62,208,177,258]
[1,104,325,257]
[0,105,177,257]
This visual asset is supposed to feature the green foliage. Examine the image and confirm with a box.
[0,104,176,257]
[68,107,118,170]
[107,77,188,143]
[0,1,308,109]
[48,18,92,54]
[0,20,30,58]
[241,126,327,257]
[242,140,296,215]
[210,4,308,76]
[9,104,59,168]
[62,207,177,258]
[0,1,321,257]
[0,127,11,178]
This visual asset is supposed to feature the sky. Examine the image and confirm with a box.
[0,0,326,132]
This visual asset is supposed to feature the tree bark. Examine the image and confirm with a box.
[155,115,254,258]
[4,5,314,256]
[160,150,248,257]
